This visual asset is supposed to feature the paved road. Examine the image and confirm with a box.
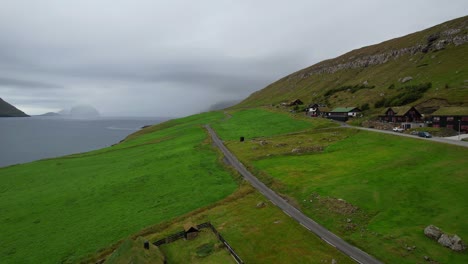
[205,125,383,264]
[339,123,468,148]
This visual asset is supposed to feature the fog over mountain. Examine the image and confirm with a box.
[0,0,467,116]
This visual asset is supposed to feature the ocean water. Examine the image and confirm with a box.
[0,116,168,168]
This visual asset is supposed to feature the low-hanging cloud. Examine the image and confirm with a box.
[0,0,467,116]
[0,77,62,90]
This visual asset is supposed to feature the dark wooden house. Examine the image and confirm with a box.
[184,223,199,240]
[326,107,361,122]
[431,107,468,132]
[289,99,304,106]
[378,106,422,123]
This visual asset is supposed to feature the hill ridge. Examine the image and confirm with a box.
[238,16,468,111]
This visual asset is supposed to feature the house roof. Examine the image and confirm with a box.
[432,107,468,116]
[183,222,199,232]
[330,107,359,113]
[382,106,416,116]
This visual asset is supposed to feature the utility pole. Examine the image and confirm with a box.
[459,119,461,140]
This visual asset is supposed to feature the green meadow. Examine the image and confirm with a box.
[212,108,336,140]
[159,229,235,263]
[221,112,468,264]
[1,107,467,263]
[140,186,354,264]
[0,111,237,263]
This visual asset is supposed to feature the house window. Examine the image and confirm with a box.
[462,116,468,121]
[447,116,454,121]
[461,125,468,131]
[433,117,440,122]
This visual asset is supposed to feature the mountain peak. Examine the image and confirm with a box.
[0,98,29,117]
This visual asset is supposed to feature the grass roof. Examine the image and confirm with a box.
[381,106,414,116]
[330,107,359,112]
[432,107,468,116]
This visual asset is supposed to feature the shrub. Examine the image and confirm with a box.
[377,82,432,107]
[324,84,375,97]
[360,103,370,111]
[374,98,387,108]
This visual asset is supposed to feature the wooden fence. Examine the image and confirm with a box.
[153,222,243,264]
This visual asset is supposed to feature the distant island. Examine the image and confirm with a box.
[38,104,101,118]
[69,104,100,117]
[0,98,29,117]
[37,112,61,117]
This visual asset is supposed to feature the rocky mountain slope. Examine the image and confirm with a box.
[0,98,29,117]
[237,16,468,115]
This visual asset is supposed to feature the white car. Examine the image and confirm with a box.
[393,127,404,132]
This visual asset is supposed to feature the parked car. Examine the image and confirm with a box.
[393,127,404,132]
[418,131,432,138]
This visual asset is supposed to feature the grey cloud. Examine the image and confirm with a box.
[0,0,467,116]
[0,77,62,89]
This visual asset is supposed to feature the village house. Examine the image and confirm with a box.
[306,103,330,117]
[326,107,361,122]
[289,99,304,106]
[431,107,468,132]
[378,106,425,129]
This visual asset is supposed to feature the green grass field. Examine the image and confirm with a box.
[159,229,235,263]
[2,106,467,263]
[141,186,354,264]
[0,111,237,263]
[104,237,165,264]
[225,125,468,263]
[212,108,336,141]
[0,109,343,263]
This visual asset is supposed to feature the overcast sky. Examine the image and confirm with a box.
[0,0,467,116]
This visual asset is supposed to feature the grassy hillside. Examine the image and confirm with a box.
[2,105,467,263]
[118,186,354,264]
[0,97,29,117]
[0,111,238,263]
[237,16,468,114]
[218,110,468,263]
[0,109,343,263]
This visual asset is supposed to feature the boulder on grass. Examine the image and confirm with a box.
[438,234,453,248]
[424,225,442,240]
[450,235,467,252]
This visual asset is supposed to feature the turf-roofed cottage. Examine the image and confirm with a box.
[326,107,361,122]
[183,223,199,240]
[431,107,468,132]
[378,106,426,129]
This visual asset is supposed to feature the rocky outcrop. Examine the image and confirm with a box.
[424,225,467,252]
[401,76,413,83]
[293,27,468,79]
[424,225,443,240]
[437,234,452,247]
[451,235,466,252]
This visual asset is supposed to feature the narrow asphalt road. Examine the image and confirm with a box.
[205,125,383,264]
[339,122,468,148]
